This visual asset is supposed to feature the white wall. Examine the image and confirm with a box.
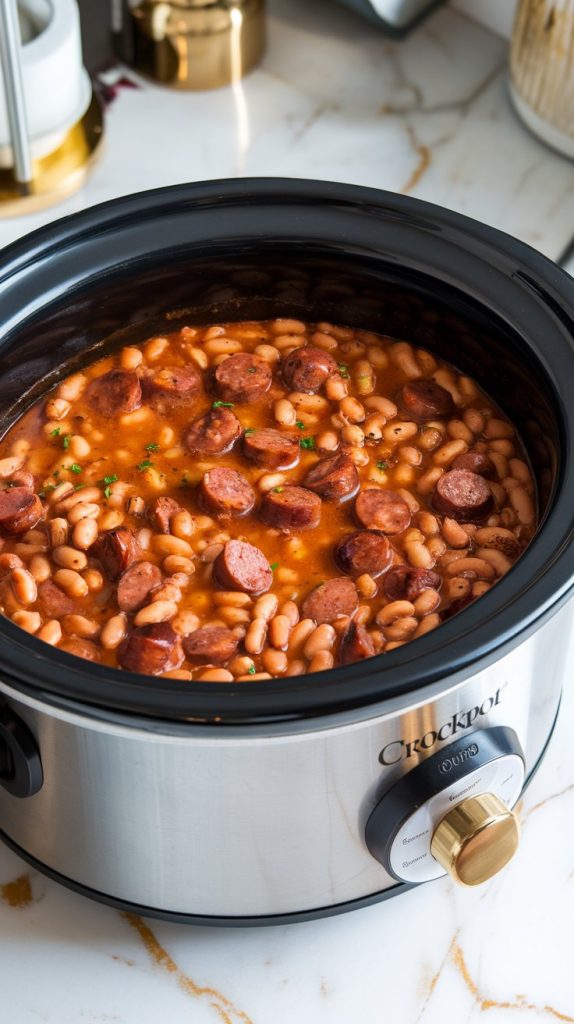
[450,0,517,38]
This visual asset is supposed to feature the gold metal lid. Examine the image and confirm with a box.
[129,0,266,91]
[430,792,520,887]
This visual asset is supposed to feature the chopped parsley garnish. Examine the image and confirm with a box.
[300,436,315,450]
[212,400,234,409]
[67,463,82,475]
[376,460,389,471]
[244,427,255,436]
[247,665,256,675]
[49,427,61,438]
[136,459,154,471]
[272,486,284,493]
[74,483,86,491]
[338,363,349,379]
[269,562,279,571]
[98,473,118,499]
[295,420,305,430]
[145,442,160,452]
[62,434,71,450]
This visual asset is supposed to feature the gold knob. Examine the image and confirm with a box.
[430,793,520,886]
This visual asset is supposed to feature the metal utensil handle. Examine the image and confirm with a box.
[0,0,32,186]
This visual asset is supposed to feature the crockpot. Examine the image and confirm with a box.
[0,179,573,925]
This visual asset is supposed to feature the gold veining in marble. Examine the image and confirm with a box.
[123,913,253,1024]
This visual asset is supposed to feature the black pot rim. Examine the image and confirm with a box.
[1,177,574,726]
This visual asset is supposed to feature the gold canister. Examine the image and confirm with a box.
[128,0,266,91]
[510,0,574,158]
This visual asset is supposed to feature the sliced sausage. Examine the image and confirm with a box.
[451,450,495,478]
[86,370,142,417]
[355,489,411,534]
[60,637,101,663]
[151,496,182,534]
[117,561,163,613]
[142,365,202,409]
[10,470,35,490]
[37,579,77,617]
[282,346,337,393]
[339,620,375,665]
[183,626,239,665]
[90,527,141,581]
[383,565,442,602]
[213,540,273,595]
[214,353,272,404]
[259,485,321,531]
[432,469,494,522]
[184,406,242,456]
[242,429,300,471]
[303,453,359,504]
[334,530,392,578]
[199,467,255,519]
[399,379,454,420]
[117,622,184,675]
[302,577,359,624]
[0,488,44,535]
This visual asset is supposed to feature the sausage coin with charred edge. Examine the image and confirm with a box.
[199,467,256,519]
[117,561,163,613]
[214,353,272,404]
[142,365,202,409]
[282,346,337,393]
[184,406,242,456]
[37,579,77,617]
[302,577,359,624]
[383,565,442,602]
[183,626,239,665]
[90,527,141,581]
[451,450,495,478]
[334,530,392,578]
[259,485,321,531]
[303,453,359,504]
[242,428,300,471]
[354,489,411,535]
[432,469,494,523]
[339,620,375,665]
[213,539,273,595]
[151,496,182,534]
[0,488,44,535]
[399,379,454,420]
[117,622,184,675]
[86,370,142,417]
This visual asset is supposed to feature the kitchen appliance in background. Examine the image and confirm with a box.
[0,180,573,924]
[331,0,444,34]
[0,0,103,215]
[111,0,266,91]
[510,0,574,159]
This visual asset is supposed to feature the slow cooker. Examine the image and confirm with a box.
[0,179,573,924]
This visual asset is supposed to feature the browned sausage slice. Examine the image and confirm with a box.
[199,467,255,519]
[90,527,141,581]
[242,429,300,471]
[451,450,495,478]
[282,346,337,393]
[60,637,101,662]
[355,489,411,534]
[213,540,273,595]
[399,380,454,420]
[339,620,375,665]
[184,407,242,456]
[37,579,78,617]
[86,370,142,417]
[303,453,359,504]
[214,353,272,404]
[302,577,359,624]
[432,469,494,522]
[334,530,392,578]
[117,623,184,675]
[183,626,239,665]
[151,496,182,534]
[142,365,202,409]
[117,561,163,613]
[0,488,44,535]
[383,565,441,602]
[259,486,321,531]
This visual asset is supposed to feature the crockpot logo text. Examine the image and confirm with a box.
[379,689,503,766]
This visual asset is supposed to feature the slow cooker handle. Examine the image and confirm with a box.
[0,703,43,798]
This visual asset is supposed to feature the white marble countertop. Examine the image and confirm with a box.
[1,1,574,1021]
